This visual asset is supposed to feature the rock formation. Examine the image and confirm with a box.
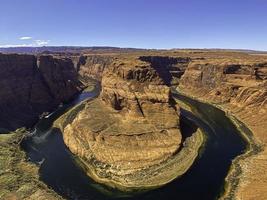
[180,59,267,105]
[77,55,113,80]
[76,55,191,85]
[0,53,83,132]
[61,56,189,191]
[139,56,191,86]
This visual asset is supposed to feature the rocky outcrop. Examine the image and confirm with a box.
[77,55,113,80]
[0,53,83,132]
[61,56,186,191]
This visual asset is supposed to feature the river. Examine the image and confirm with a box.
[21,86,247,200]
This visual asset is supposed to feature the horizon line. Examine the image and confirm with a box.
[0,45,266,52]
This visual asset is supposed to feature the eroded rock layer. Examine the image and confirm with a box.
[62,56,184,190]
[0,53,83,132]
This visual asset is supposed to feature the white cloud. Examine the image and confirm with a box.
[19,36,32,40]
[0,44,34,48]
[34,40,50,46]
[0,39,50,48]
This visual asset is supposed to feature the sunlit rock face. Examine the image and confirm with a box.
[62,56,182,190]
[0,53,83,131]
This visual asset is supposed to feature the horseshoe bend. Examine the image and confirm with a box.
[57,56,203,191]
[0,49,266,200]
[1,2,267,199]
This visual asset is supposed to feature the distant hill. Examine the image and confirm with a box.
[0,46,146,54]
[170,48,267,54]
[0,46,266,55]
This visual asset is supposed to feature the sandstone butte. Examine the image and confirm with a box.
[0,50,266,199]
[59,56,204,191]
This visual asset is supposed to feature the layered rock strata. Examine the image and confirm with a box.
[77,55,191,85]
[77,55,113,80]
[0,53,83,132]
[61,57,189,191]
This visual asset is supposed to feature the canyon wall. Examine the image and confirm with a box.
[178,57,267,200]
[139,56,191,85]
[76,55,191,84]
[77,55,113,80]
[0,53,83,132]
[179,59,267,132]
[180,60,267,105]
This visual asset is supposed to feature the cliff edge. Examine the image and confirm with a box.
[0,53,83,132]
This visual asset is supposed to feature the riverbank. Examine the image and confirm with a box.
[0,129,62,200]
[175,87,266,200]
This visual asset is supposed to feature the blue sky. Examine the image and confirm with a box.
[0,0,266,50]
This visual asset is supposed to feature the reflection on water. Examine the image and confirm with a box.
[21,89,247,200]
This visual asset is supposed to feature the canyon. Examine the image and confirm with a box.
[0,49,266,200]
